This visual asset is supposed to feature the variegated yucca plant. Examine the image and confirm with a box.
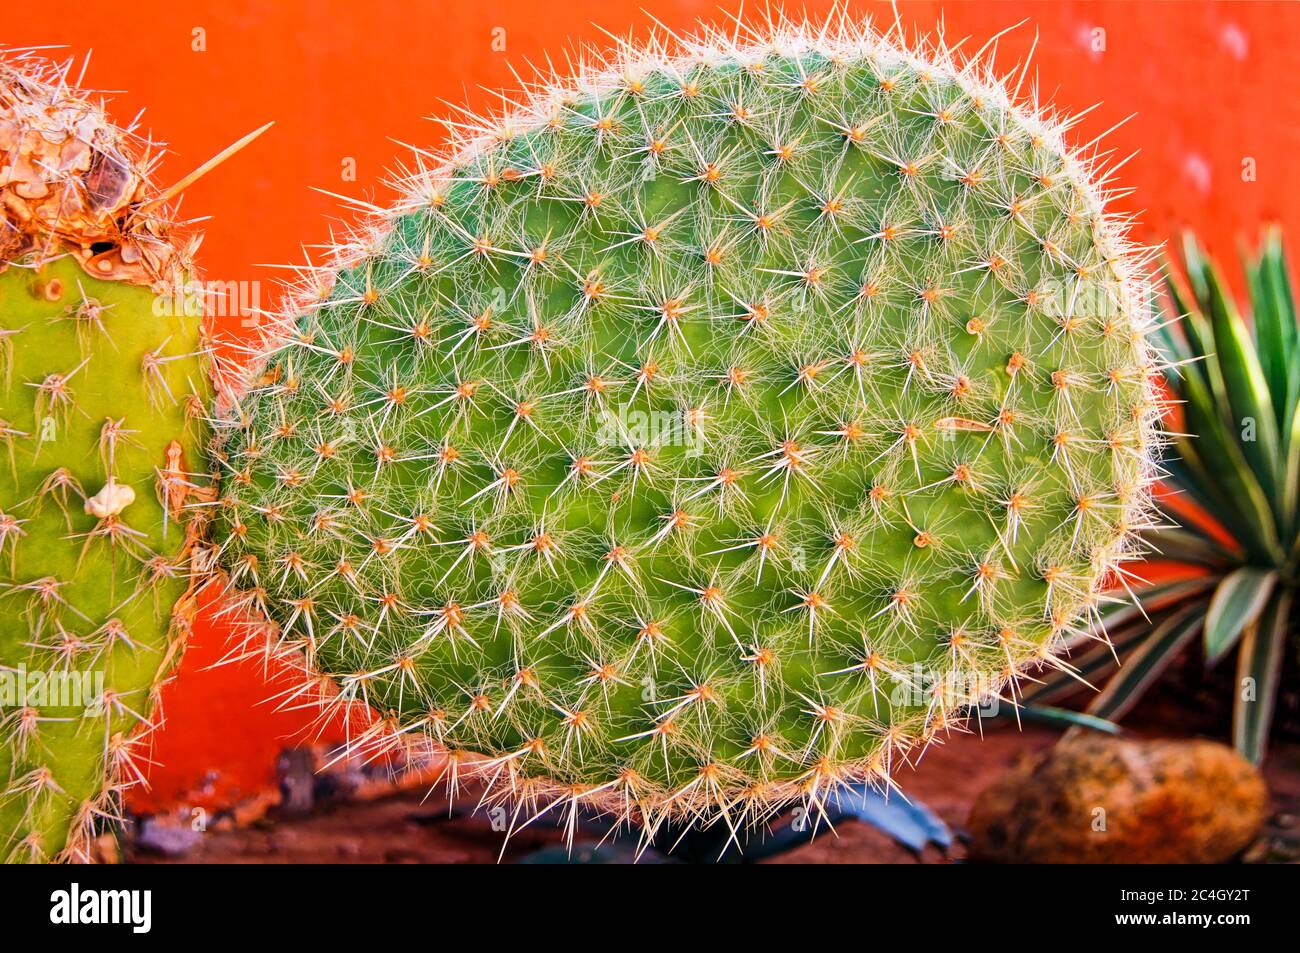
[1028,229,1297,763]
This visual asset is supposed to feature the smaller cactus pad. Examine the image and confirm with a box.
[214,18,1162,837]
[0,52,211,862]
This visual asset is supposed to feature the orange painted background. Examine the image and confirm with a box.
[9,0,1298,812]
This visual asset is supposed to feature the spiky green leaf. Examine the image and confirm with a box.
[1200,267,1281,499]
[1087,603,1205,722]
[1203,567,1277,667]
[1233,588,1291,763]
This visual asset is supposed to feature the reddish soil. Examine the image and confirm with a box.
[125,723,1300,864]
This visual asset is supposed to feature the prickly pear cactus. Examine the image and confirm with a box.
[0,52,211,862]
[215,19,1161,837]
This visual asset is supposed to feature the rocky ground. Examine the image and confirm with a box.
[120,720,1300,864]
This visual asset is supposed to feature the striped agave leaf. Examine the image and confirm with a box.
[1026,229,1296,763]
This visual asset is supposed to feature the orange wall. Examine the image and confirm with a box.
[9,0,1298,811]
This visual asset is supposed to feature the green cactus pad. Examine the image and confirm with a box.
[215,22,1160,834]
[0,53,211,862]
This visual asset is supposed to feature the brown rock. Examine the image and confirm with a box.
[968,735,1267,863]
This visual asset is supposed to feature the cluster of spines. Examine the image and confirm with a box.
[210,10,1168,845]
